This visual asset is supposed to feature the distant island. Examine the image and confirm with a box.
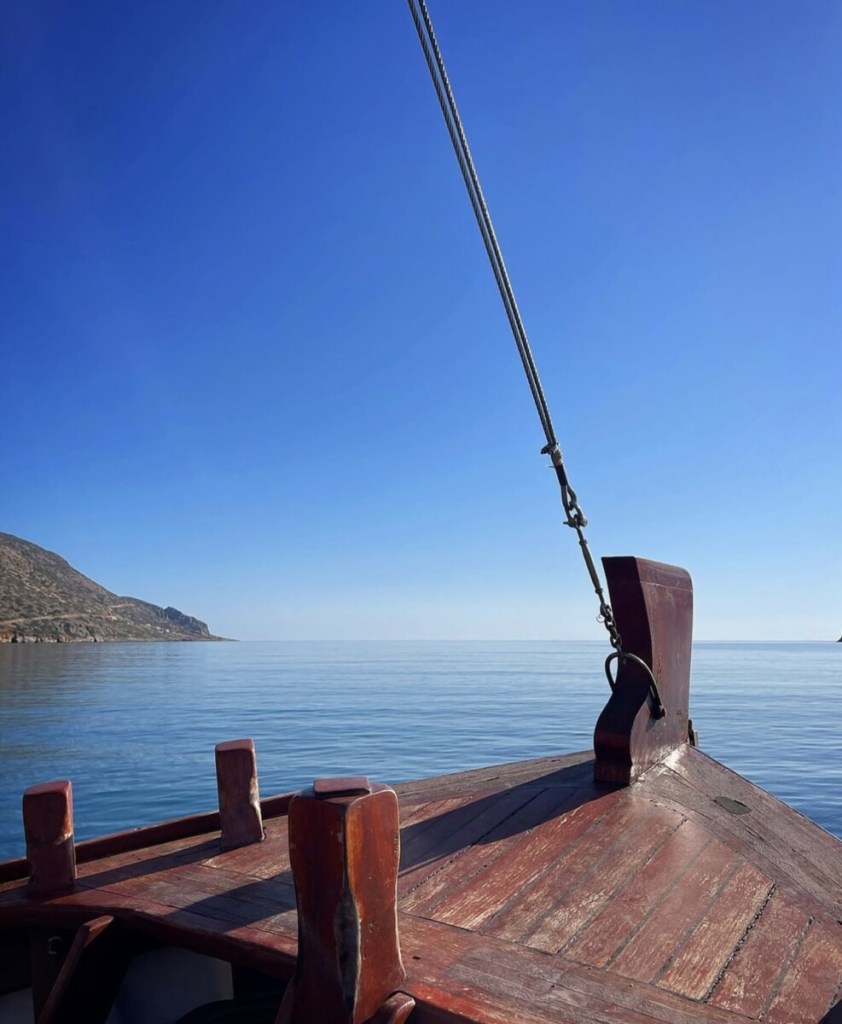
[0,532,227,643]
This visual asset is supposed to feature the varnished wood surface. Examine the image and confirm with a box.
[594,557,694,784]
[2,747,840,1023]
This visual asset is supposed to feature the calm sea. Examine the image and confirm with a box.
[0,640,839,860]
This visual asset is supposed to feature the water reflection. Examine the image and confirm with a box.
[0,640,839,859]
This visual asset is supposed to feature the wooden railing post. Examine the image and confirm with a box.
[594,557,695,785]
[277,777,415,1024]
[23,780,76,897]
[215,739,265,850]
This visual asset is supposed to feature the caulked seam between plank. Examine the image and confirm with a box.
[400,787,549,901]
[557,816,688,960]
[476,791,628,938]
[757,915,814,1022]
[602,837,715,970]
[703,882,777,1004]
[649,859,744,986]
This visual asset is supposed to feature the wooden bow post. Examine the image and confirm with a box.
[594,556,696,785]
[277,777,415,1024]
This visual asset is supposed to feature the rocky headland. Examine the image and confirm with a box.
[0,532,227,643]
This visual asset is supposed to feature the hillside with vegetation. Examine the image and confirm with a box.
[0,532,226,643]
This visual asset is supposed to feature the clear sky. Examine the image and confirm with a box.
[1,1,839,641]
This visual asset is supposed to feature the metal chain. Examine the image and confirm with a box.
[541,443,623,653]
[407,0,665,717]
[551,440,666,716]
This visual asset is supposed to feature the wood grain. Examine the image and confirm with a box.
[0,750,839,1024]
[707,890,810,1018]
[564,818,708,967]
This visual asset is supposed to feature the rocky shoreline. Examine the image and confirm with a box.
[0,532,228,643]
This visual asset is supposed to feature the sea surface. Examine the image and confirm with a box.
[0,640,839,860]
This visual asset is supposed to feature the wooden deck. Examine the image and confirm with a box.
[2,745,840,1023]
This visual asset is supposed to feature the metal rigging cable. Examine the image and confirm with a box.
[406,0,665,716]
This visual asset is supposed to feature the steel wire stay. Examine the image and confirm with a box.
[407,0,665,716]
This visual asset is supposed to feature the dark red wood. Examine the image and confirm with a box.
[707,890,810,1017]
[278,779,406,1024]
[369,992,416,1023]
[28,928,74,1020]
[648,746,842,915]
[563,819,708,967]
[594,557,694,784]
[399,785,555,907]
[23,781,76,897]
[762,921,842,1023]
[314,776,372,797]
[657,861,772,999]
[407,785,588,923]
[609,836,742,983]
[36,914,132,1024]
[525,802,681,954]
[74,791,291,867]
[1,749,840,1024]
[216,739,265,850]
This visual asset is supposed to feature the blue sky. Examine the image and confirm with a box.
[2,1,839,641]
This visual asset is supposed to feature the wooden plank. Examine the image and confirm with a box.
[77,792,291,866]
[1,884,297,980]
[656,861,772,999]
[609,838,740,983]
[649,749,842,916]
[479,795,640,943]
[118,904,297,979]
[406,979,578,1024]
[96,865,296,926]
[75,835,219,886]
[82,791,290,855]
[30,927,73,1020]
[564,819,709,967]
[483,794,652,944]
[391,752,593,802]
[400,787,540,866]
[397,794,485,878]
[36,915,132,1024]
[418,787,617,924]
[0,755,587,886]
[203,828,291,879]
[707,890,810,1018]
[524,802,682,954]
[398,799,437,828]
[400,915,754,1024]
[763,921,842,1024]
[398,785,545,899]
[2,747,840,1024]
[671,748,842,873]
[450,952,663,1024]
[402,785,592,919]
